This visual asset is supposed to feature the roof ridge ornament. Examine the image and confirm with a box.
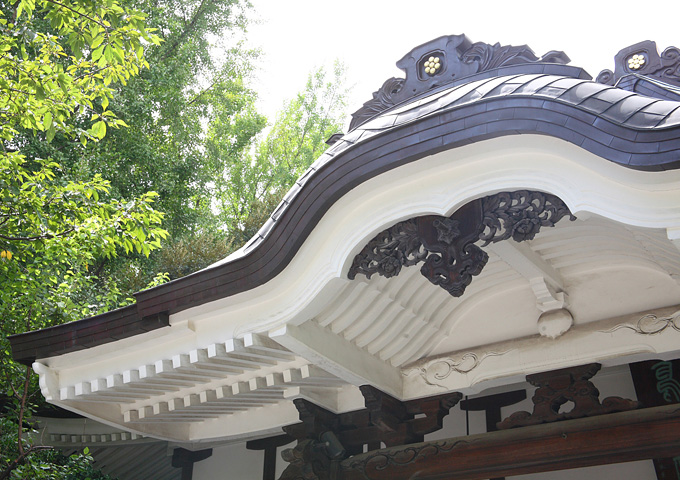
[349,34,570,131]
[597,40,680,90]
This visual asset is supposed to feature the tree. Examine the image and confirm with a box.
[33,0,262,237]
[9,0,351,291]
[0,0,165,477]
[213,62,350,245]
[1,0,351,469]
[15,0,268,291]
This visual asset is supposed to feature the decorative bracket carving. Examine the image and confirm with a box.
[497,363,639,429]
[350,34,569,131]
[279,439,332,480]
[280,386,462,478]
[349,190,575,298]
[360,385,462,446]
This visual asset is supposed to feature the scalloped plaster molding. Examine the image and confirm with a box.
[36,134,680,381]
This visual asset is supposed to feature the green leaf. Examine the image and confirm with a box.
[104,45,113,63]
[111,47,124,63]
[92,121,107,139]
[43,112,52,130]
[92,45,105,61]
[91,34,104,49]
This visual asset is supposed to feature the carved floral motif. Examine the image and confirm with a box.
[420,217,488,297]
[347,219,425,280]
[344,440,470,480]
[349,190,574,298]
[349,34,569,131]
[479,191,575,245]
[497,363,639,429]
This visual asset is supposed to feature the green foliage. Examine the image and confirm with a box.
[0,0,160,145]
[157,233,234,280]
[0,155,167,331]
[15,0,267,292]
[0,425,115,480]
[258,62,349,188]
[0,1,351,478]
[0,0,165,478]
[214,63,349,245]
[67,0,262,238]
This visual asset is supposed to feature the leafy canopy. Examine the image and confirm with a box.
[0,0,165,477]
[214,62,349,245]
[0,0,161,145]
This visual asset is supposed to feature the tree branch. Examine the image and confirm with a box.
[159,0,207,60]
[0,445,53,480]
[43,0,109,30]
[0,227,76,242]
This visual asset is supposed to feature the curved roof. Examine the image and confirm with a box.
[10,36,680,447]
[10,36,680,365]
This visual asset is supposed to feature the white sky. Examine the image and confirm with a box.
[246,0,680,130]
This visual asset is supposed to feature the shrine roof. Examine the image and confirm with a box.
[10,35,680,365]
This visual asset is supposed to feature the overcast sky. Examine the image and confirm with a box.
[245,0,679,130]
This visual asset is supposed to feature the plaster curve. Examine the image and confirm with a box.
[177,134,680,341]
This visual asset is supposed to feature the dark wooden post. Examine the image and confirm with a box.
[171,448,212,480]
[460,389,527,480]
[246,434,295,480]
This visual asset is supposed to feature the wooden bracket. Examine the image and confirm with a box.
[282,386,461,462]
[498,363,639,429]
[349,190,575,298]
[171,448,212,480]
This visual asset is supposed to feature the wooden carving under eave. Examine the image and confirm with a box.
[339,403,680,480]
[497,363,639,429]
[348,190,575,298]
[359,385,462,446]
[280,386,462,479]
[279,439,331,480]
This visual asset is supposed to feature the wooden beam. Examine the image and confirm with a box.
[338,404,680,480]
[247,434,295,480]
[488,241,564,291]
[488,241,567,313]
[269,322,402,397]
